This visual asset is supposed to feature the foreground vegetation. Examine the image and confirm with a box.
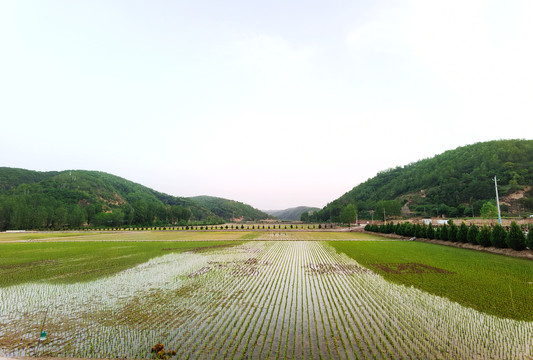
[329,240,533,321]
[1,232,532,359]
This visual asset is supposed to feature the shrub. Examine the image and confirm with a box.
[491,223,507,248]
[448,220,458,242]
[440,224,449,241]
[434,226,441,240]
[526,224,533,250]
[457,222,468,243]
[466,224,478,245]
[476,225,492,247]
[426,225,435,239]
[506,221,526,250]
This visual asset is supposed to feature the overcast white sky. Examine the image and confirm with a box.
[1,0,532,210]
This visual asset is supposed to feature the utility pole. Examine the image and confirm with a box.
[494,176,502,224]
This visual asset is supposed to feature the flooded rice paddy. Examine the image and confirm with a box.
[1,238,532,359]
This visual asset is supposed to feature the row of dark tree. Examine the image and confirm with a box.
[365,220,533,251]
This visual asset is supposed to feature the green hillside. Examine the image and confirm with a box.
[266,206,320,221]
[315,139,533,222]
[0,168,223,230]
[190,196,274,221]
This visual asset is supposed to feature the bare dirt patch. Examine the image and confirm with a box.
[371,263,454,274]
[0,259,57,270]
[304,263,370,275]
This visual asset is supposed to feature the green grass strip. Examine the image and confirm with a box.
[0,240,243,287]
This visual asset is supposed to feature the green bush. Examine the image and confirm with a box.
[490,223,507,248]
[457,222,468,243]
[526,224,533,250]
[476,225,492,247]
[434,226,441,240]
[440,224,449,241]
[426,225,435,239]
[506,221,526,250]
[466,224,479,245]
[448,220,458,242]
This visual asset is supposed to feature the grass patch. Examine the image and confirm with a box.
[0,240,243,287]
[0,230,257,242]
[329,240,533,321]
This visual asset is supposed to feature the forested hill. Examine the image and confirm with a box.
[190,196,274,221]
[0,168,223,230]
[315,139,533,222]
[265,206,320,221]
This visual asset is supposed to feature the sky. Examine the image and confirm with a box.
[1,0,532,210]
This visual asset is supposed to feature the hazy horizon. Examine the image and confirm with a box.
[1,1,532,209]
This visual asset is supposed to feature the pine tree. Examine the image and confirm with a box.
[467,224,479,245]
[426,225,435,239]
[526,224,533,250]
[434,226,441,240]
[448,220,458,242]
[506,221,526,250]
[440,224,448,241]
[476,225,492,247]
[457,222,468,243]
[491,223,508,248]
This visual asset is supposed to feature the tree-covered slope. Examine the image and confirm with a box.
[190,196,274,221]
[0,168,222,230]
[265,206,320,221]
[316,140,533,222]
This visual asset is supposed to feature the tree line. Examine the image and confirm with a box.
[365,220,532,251]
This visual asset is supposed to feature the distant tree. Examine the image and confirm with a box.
[506,221,526,250]
[466,224,479,245]
[481,201,498,219]
[457,222,468,243]
[491,224,508,248]
[476,225,492,247]
[340,204,358,225]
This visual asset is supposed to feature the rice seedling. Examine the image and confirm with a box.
[1,238,532,359]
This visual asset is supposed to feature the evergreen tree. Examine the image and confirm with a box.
[434,226,441,240]
[466,224,479,245]
[457,222,468,243]
[426,225,435,239]
[414,224,423,238]
[448,220,458,242]
[440,224,448,241]
[476,225,492,247]
[491,223,508,248]
[506,221,526,250]
[526,224,533,250]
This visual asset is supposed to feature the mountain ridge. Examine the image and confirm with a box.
[265,206,320,221]
[314,139,533,222]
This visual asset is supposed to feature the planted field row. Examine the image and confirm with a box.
[1,240,531,359]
